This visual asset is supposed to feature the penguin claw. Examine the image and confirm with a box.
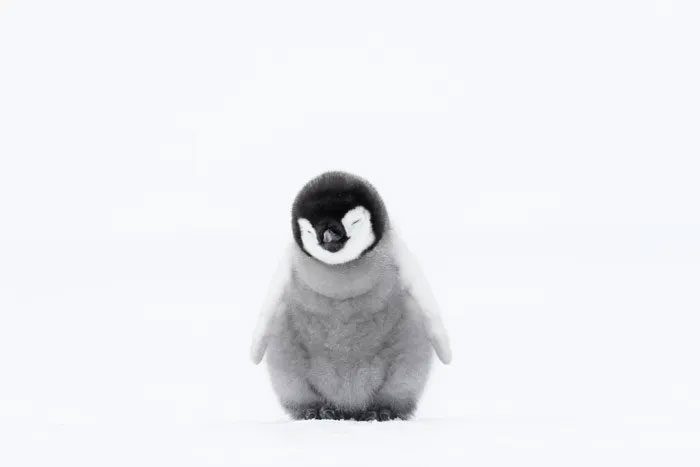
[361,410,378,421]
[303,408,318,420]
[319,406,338,420]
[357,407,399,421]
[295,404,408,421]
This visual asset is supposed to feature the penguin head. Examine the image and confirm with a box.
[291,171,388,265]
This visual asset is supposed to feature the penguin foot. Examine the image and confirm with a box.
[357,407,404,421]
[287,402,412,421]
[283,403,323,420]
[319,406,339,420]
[286,403,344,420]
[378,408,394,421]
[360,410,378,421]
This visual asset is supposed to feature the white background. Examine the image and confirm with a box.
[1,1,699,465]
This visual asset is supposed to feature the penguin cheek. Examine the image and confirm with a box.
[341,206,372,239]
[297,218,319,248]
[300,233,322,258]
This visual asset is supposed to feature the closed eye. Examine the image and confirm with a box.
[351,219,361,226]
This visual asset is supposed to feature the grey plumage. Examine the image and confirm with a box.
[266,236,432,420]
[251,171,450,421]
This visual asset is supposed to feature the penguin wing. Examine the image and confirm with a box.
[391,231,453,364]
[250,244,294,364]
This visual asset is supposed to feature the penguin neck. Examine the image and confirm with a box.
[291,235,396,300]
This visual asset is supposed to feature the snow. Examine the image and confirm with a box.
[5,416,700,466]
[2,0,700,466]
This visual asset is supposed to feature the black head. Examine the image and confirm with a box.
[291,171,388,264]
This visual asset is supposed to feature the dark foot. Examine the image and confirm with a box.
[360,410,378,421]
[358,400,416,421]
[355,407,398,421]
[284,403,345,421]
[319,406,339,420]
[283,403,323,420]
[378,408,393,421]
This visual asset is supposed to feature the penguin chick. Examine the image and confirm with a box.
[250,171,451,421]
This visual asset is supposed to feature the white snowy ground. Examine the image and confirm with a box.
[1,1,700,466]
[8,415,699,466]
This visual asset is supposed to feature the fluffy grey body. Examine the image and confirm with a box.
[265,236,433,420]
[251,171,451,421]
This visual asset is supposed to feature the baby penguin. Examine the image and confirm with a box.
[250,171,451,421]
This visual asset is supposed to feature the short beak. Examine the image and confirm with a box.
[320,228,346,252]
[323,229,342,243]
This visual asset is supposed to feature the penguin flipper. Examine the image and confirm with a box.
[391,231,453,364]
[250,244,294,364]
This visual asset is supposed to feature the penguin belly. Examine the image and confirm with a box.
[288,292,404,410]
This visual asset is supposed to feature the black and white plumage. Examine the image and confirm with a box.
[251,171,451,421]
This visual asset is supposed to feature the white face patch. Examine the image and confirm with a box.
[297,206,375,265]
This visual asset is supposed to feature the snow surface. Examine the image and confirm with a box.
[5,416,700,466]
[1,1,700,466]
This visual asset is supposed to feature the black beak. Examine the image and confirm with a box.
[322,229,342,243]
[318,220,347,252]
